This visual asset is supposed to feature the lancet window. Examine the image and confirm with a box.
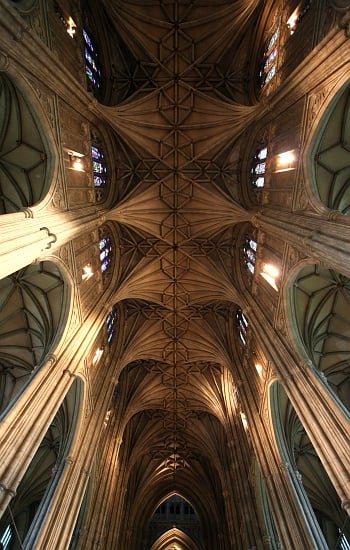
[106,308,118,344]
[0,525,12,549]
[243,238,258,275]
[236,309,249,346]
[83,29,102,90]
[99,235,113,274]
[92,144,107,190]
[250,146,268,188]
[260,29,279,88]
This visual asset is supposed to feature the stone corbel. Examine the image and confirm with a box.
[0,52,9,71]
[40,226,57,249]
[329,1,350,37]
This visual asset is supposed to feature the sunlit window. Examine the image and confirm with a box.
[106,307,118,344]
[236,309,248,346]
[83,29,102,90]
[287,1,312,35]
[250,146,267,188]
[243,238,257,274]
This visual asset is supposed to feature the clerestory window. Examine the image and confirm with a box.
[260,29,279,88]
[243,238,258,275]
[236,309,249,346]
[83,29,102,91]
[250,146,268,188]
[92,145,107,190]
[0,525,13,550]
[99,235,113,274]
[106,307,119,344]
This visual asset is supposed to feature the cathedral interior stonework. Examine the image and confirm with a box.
[0,0,349,548]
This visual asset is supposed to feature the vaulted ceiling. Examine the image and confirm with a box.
[91,0,265,537]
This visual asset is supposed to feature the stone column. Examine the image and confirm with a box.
[254,209,350,279]
[0,307,105,519]
[229,365,323,549]
[0,206,104,279]
[246,296,350,516]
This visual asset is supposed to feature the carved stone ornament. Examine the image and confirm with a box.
[308,90,328,127]
[56,243,71,268]
[329,1,350,12]
[0,52,9,71]
[51,187,68,210]
[11,0,38,14]
[293,183,310,212]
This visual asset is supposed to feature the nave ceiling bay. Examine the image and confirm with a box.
[91,0,263,522]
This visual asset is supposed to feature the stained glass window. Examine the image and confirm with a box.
[83,29,102,90]
[236,309,249,346]
[0,525,13,550]
[260,29,279,88]
[106,308,118,344]
[99,236,113,273]
[243,238,258,274]
[92,145,107,188]
[250,146,267,188]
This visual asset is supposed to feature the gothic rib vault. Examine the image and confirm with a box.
[92,0,264,535]
[2,0,350,548]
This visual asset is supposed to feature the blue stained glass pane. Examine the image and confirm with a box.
[246,250,256,263]
[101,258,110,272]
[83,30,93,50]
[85,48,93,64]
[94,175,105,187]
[247,262,255,274]
[92,146,102,159]
[93,161,105,173]
[83,29,101,89]
[106,309,119,344]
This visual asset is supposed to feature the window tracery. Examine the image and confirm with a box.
[260,29,279,88]
[236,309,249,346]
[0,525,12,549]
[83,29,102,91]
[250,146,268,188]
[106,307,119,344]
[91,133,108,202]
[99,235,113,274]
[243,237,258,275]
